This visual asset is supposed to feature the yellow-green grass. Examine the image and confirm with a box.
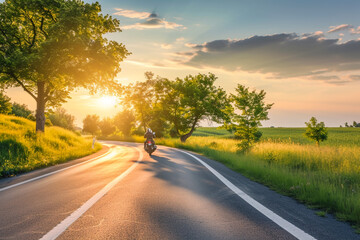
[194,127,360,146]
[102,132,360,228]
[0,114,101,177]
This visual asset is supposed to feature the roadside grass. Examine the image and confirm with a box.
[0,114,101,177]
[316,211,327,217]
[101,129,360,228]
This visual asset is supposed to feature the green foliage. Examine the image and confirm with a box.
[224,84,273,153]
[123,77,155,132]
[0,91,11,114]
[11,102,35,120]
[48,108,75,130]
[0,0,129,131]
[305,117,328,146]
[99,117,116,136]
[83,114,100,136]
[0,114,101,177]
[155,73,230,142]
[344,121,360,128]
[45,118,53,127]
[113,110,136,136]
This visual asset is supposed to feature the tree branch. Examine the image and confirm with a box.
[39,6,57,23]
[27,15,37,49]
[39,17,48,38]
[8,72,37,101]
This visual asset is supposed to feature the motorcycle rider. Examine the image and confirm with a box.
[144,128,157,149]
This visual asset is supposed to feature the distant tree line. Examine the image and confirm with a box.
[82,72,274,153]
[341,121,360,128]
[82,110,136,137]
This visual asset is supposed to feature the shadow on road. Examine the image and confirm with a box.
[131,148,286,240]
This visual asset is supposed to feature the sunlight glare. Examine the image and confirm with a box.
[96,96,118,108]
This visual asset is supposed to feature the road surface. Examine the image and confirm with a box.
[0,141,358,240]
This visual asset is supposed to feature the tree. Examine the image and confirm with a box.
[224,84,273,153]
[99,117,115,136]
[304,117,328,146]
[48,107,75,130]
[123,73,156,133]
[113,109,135,136]
[353,121,360,128]
[156,73,230,142]
[11,102,35,120]
[0,91,11,114]
[83,114,100,136]
[0,0,129,132]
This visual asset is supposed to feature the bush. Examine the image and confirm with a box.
[0,139,29,177]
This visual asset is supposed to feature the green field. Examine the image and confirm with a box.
[194,127,360,146]
[0,114,101,177]
[105,126,360,229]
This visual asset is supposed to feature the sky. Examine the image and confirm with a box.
[5,0,360,127]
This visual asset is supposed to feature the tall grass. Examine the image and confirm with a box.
[0,114,101,177]
[102,129,360,228]
[156,137,360,227]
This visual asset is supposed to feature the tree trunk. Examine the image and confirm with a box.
[36,82,46,132]
[180,119,198,142]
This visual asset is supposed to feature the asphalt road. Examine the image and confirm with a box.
[0,141,359,240]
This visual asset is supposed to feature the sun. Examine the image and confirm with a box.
[96,96,118,108]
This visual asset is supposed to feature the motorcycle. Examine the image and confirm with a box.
[144,139,156,156]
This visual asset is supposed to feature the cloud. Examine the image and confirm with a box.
[119,11,186,30]
[349,75,360,81]
[161,44,172,49]
[177,33,360,83]
[114,8,150,19]
[328,24,352,33]
[176,37,185,43]
[350,26,360,34]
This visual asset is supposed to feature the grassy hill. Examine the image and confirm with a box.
[0,114,101,177]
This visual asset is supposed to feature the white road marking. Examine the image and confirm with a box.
[0,147,113,193]
[178,150,316,240]
[40,147,143,240]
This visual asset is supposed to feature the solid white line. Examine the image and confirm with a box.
[0,147,113,193]
[40,147,143,240]
[178,150,316,240]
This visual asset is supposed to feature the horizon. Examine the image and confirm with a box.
[5,0,360,127]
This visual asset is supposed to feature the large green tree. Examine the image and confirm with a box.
[224,84,273,153]
[123,72,158,133]
[0,0,129,132]
[157,73,229,142]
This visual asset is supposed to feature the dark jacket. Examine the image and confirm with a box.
[144,131,154,140]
